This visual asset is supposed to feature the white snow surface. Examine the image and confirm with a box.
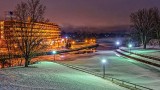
[0,61,127,90]
[60,51,160,90]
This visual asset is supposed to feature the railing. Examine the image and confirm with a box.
[55,61,153,90]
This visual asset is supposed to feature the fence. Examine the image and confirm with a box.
[55,61,153,90]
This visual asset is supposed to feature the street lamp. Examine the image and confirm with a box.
[128,43,132,54]
[101,59,107,78]
[52,51,57,61]
[115,41,120,49]
[65,36,68,44]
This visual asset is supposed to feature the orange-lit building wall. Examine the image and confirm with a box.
[0,20,61,49]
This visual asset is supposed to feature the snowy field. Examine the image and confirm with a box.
[59,50,160,90]
[0,61,127,90]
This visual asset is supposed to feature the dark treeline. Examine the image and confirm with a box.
[61,31,129,41]
[130,7,160,49]
[61,26,129,41]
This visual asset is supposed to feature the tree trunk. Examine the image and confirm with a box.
[25,58,29,67]
[143,43,147,49]
[19,58,23,66]
[142,34,147,49]
[28,60,31,65]
[1,60,5,68]
[159,40,160,47]
[2,63,4,68]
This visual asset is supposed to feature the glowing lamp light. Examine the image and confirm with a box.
[128,44,132,48]
[14,45,17,48]
[72,41,75,44]
[0,22,4,25]
[85,40,88,43]
[116,41,120,45]
[52,51,57,54]
[101,59,107,78]
[102,59,106,64]
[61,39,64,41]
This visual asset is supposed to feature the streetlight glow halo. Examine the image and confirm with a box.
[128,44,133,48]
[102,59,106,63]
[116,41,120,45]
[52,51,57,54]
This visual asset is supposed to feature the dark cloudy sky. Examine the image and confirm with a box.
[0,0,160,27]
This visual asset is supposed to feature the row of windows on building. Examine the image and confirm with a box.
[0,20,61,40]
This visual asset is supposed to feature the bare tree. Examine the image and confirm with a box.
[14,0,47,67]
[130,8,158,49]
[152,8,160,46]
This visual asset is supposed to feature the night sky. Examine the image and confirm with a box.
[0,0,160,27]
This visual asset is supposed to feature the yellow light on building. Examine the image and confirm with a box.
[1,26,4,29]
[72,41,75,44]
[61,39,64,42]
[1,36,4,39]
[0,20,61,51]
[85,40,88,43]
[0,21,4,25]
[14,45,17,48]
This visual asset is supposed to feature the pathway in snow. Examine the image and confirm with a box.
[0,61,127,90]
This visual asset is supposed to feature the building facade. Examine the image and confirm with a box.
[0,20,61,51]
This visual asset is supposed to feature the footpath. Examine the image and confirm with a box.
[116,47,160,68]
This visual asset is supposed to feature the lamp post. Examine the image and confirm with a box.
[128,44,132,54]
[102,59,106,78]
[115,41,120,49]
[52,51,57,61]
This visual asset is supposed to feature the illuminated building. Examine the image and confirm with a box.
[0,20,61,51]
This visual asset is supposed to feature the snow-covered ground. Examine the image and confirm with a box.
[0,61,127,90]
[59,50,160,90]
[120,46,160,58]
